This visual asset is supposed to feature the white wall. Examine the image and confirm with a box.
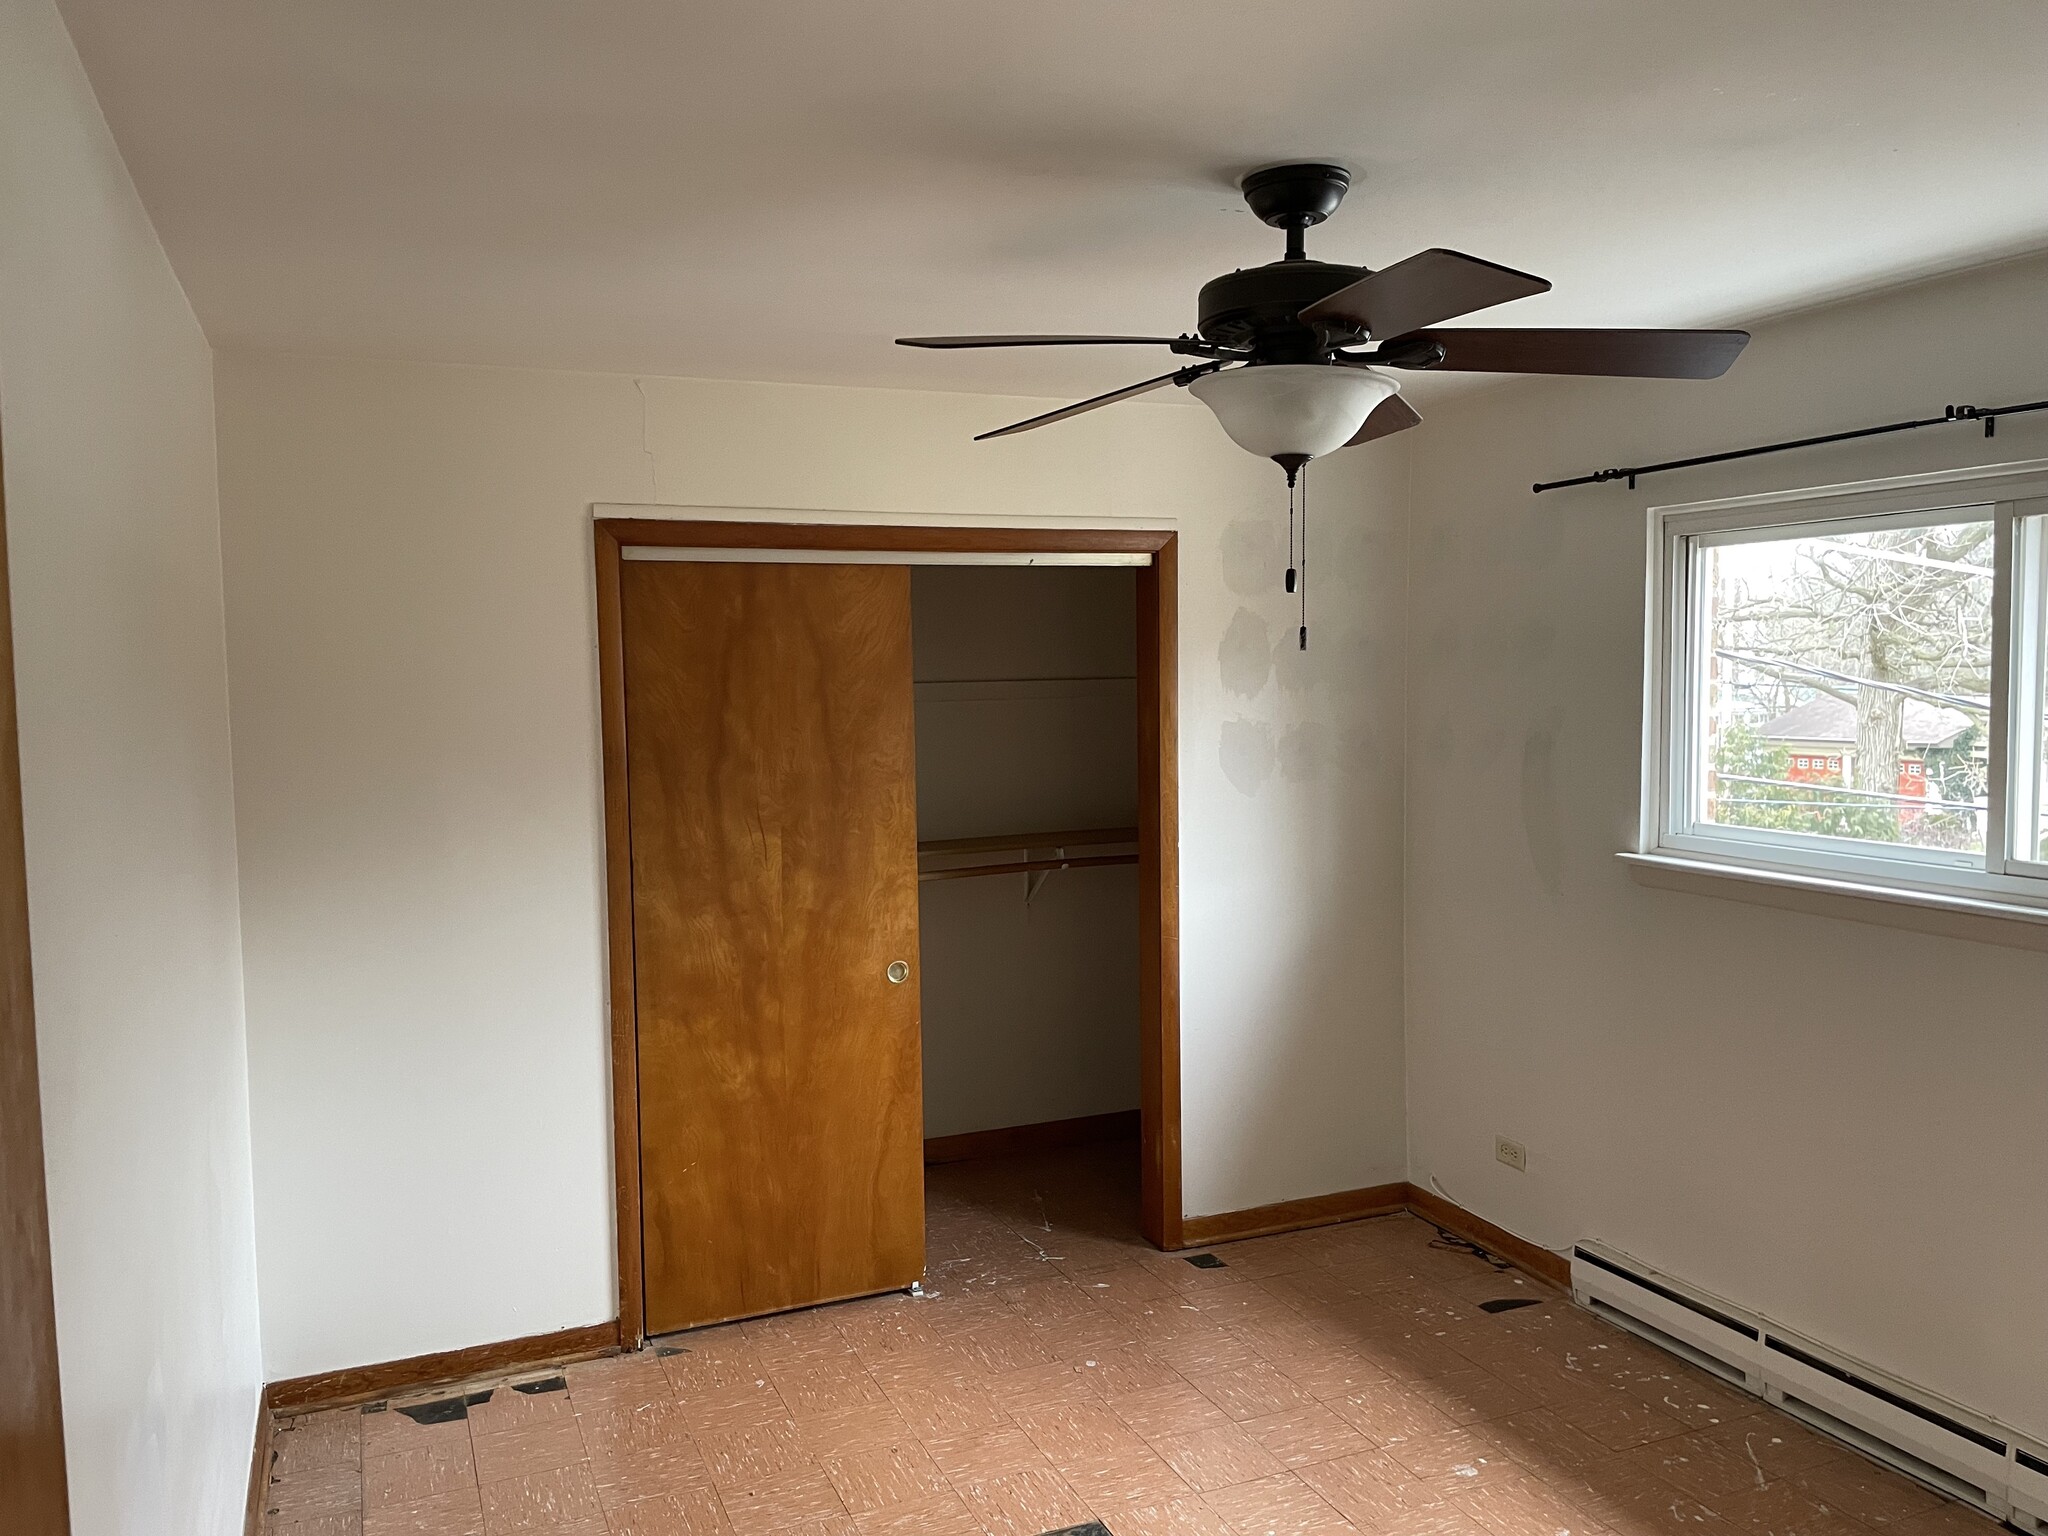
[912,566,1141,1139]
[214,355,1411,1378]
[0,0,262,1527]
[1405,253,2048,1440]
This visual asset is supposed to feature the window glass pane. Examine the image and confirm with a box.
[2032,516,2048,865]
[1695,515,1993,854]
[2037,642,2048,861]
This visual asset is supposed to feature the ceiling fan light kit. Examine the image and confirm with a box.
[899,161,1750,642]
[1187,363,1397,466]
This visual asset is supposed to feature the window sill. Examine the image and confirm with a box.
[1619,852,2048,954]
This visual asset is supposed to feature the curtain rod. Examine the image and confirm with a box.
[1532,395,2048,495]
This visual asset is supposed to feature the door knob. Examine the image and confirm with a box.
[886,960,910,984]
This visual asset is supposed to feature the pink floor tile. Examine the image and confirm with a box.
[261,1143,1985,1536]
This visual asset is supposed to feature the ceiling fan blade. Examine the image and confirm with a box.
[974,365,1218,441]
[899,334,1182,349]
[1408,327,1750,378]
[1345,394,1423,448]
[1300,249,1550,340]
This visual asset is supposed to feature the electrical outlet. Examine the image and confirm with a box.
[1495,1136,1527,1172]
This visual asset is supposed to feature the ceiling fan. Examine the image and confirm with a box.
[899,163,1749,479]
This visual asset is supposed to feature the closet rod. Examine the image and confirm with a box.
[918,852,1139,883]
[917,826,1138,857]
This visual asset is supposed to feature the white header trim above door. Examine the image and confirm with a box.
[592,502,1177,534]
[622,547,1151,566]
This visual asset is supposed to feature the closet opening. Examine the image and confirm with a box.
[911,563,1151,1295]
[594,520,1182,1346]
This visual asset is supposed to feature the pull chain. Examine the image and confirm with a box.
[1298,460,1310,650]
[1285,476,1297,595]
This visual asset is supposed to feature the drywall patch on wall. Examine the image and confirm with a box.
[1218,608,1274,699]
[1219,514,1285,597]
[1218,717,1278,796]
[1279,721,1324,784]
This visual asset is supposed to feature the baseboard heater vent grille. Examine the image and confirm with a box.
[1763,1335,2007,1457]
[1579,1296,1750,1388]
[1571,1241,2045,1533]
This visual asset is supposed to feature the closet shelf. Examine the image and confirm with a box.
[916,826,1139,885]
[921,852,1137,883]
[917,826,1137,856]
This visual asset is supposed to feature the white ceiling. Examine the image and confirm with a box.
[56,0,2048,406]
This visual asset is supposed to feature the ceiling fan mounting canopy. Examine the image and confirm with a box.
[1241,161,1353,232]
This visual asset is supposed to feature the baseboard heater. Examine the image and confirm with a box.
[1571,1241,2047,1532]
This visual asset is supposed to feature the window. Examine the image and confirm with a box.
[1643,460,2048,908]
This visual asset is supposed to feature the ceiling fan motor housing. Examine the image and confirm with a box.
[1198,260,1369,359]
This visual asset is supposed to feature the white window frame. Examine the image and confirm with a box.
[1640,458,2048,909]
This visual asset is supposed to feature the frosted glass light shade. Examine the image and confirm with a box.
[1187,363,1399,461]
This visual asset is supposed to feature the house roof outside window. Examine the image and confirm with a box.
[1758,695,1974,750]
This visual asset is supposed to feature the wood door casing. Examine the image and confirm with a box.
[0,437,70,1530]
[596,521,1182,1341]
[622,559,925,1335]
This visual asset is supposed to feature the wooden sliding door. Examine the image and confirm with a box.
[621,559,925,1335]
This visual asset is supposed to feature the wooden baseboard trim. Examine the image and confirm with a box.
[245,1385,277,1534]
[924,1109,1140,1165]
[1179,1181,1408,1246]
[1172,1181,1569,1291]
[1403,1183,1571,1289]
[265,1320,621,1417]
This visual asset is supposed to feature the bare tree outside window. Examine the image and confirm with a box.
[1700,518,1993,853]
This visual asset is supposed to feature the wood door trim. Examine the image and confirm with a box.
[593,526,646,1346]
[593,517,1184,1341]
[1138,534,1182,1249]
[0,432,72,1532]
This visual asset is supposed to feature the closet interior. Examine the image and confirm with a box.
[910,564,1144,1230]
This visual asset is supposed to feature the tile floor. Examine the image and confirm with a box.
[260,1142,1995,1536]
